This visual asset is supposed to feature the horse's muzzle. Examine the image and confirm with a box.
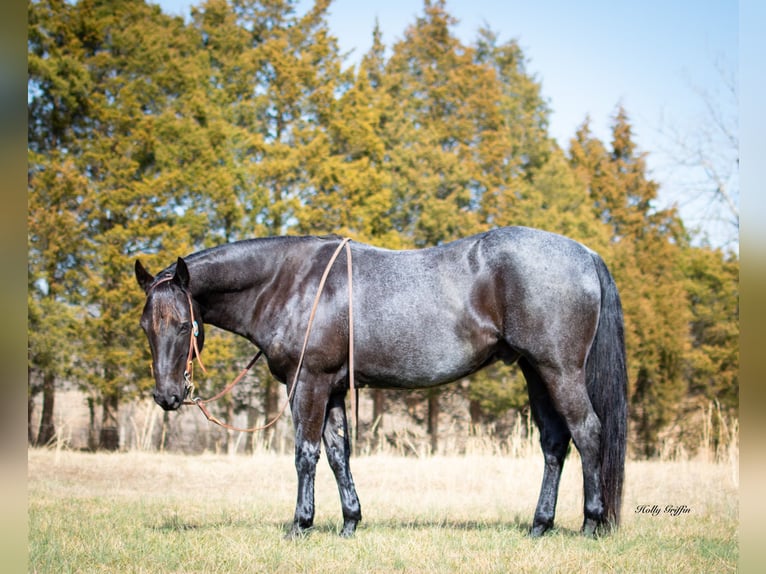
[153,385,189,411]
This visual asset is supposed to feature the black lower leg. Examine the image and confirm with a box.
[288,439,320,538]
[323,392,362,537]
[523,360,571,537]
[571,413,605,537]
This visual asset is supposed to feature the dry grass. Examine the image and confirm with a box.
[28,448,737,573]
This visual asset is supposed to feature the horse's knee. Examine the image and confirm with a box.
[295,442,320,473]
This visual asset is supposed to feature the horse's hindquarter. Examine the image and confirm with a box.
[485,227,602,370]
[352,228,602,388]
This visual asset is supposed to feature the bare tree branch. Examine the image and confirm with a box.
[656,55,738,249]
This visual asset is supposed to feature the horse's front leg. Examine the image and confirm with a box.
[286,378,327,539]
[323,390,362,537]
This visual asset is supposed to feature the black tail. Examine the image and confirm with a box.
[586,253,628,531]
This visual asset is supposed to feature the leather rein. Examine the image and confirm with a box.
[150,238,356,435]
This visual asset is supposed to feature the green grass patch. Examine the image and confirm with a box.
[28,450,737,573]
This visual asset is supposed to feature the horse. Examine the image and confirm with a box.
[134,226,628,538]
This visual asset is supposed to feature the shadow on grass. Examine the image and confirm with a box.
[149,513,583,539]
[359,517,582,538]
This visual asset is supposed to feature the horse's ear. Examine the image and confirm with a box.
[135,260,154,293]
[174,257,190,289]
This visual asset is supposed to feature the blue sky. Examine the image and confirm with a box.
[155,0,739,246]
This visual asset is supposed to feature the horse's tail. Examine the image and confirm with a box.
[586,252,628,531]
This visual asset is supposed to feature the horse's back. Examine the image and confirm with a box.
[351,227,601,387]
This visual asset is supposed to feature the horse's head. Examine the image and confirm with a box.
[135,257,205,411]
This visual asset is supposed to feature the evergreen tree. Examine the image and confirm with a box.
[28,0,102,446]
[570,108,690,457]
[383,0,493,248]
[297,22,401,246]
[79,1,202,448]
[29,0,203,448]
[376,0,506,449]
[682,247,739,410]
[27,153,88,444]
[473,28,550,226]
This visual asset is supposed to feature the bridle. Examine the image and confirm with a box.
[147,237,356,437]
[148,273,211,400]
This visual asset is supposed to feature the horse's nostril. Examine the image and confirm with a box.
[152,390,183,411]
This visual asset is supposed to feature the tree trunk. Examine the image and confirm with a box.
[469,399,482,434]
[225,401,235,455]
[157,411,170,452]
[37,371,56,445]
[87,397,98,451]
[245,405,257,454]
[28,367,38,444]
[427,392,439,455]
[372,389,385,448]
[263,377,281,451]
[28,394,36,445]
[99,393,120,450]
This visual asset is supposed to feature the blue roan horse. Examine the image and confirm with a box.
[135,226,628,538]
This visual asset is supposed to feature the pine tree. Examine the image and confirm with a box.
[297,22,401,246]
[383,0,496,248]
[28,0,101,446]
[570,108,690,457]
[27,154,88,444]
[29,0,208,448]
[473,28,550,223]
[682,247,738,411]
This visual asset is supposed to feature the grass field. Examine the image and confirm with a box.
[28,448,737,573]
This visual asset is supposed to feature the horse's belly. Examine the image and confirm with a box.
[354,329,501,389]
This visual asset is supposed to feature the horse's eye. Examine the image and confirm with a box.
[179,322,191,334]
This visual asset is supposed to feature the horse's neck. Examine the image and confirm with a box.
[186,237,316,342]
[186,240,281,336]
[187,241,268,294]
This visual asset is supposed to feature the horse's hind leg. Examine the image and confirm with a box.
[322,390,362,537]
[534,363,605,537]
[520,359,571,537]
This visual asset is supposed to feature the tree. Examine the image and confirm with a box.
[29,0,205,448]
[657,56,738,250]
[297,22,402,246]
[473,28,551,227]
[383,0,494,249]
[28,0,98,445]
[682,247,738,410]
[570,108,691,457]
[376,0,508,450]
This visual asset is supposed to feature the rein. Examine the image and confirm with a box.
[155,238,356,435]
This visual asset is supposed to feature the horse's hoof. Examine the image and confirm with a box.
[529,519,552,537]
[285,524,312,540]
[339,520,358,538]
[581,518,600,538]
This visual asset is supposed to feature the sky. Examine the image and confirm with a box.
[155,0,739,247]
